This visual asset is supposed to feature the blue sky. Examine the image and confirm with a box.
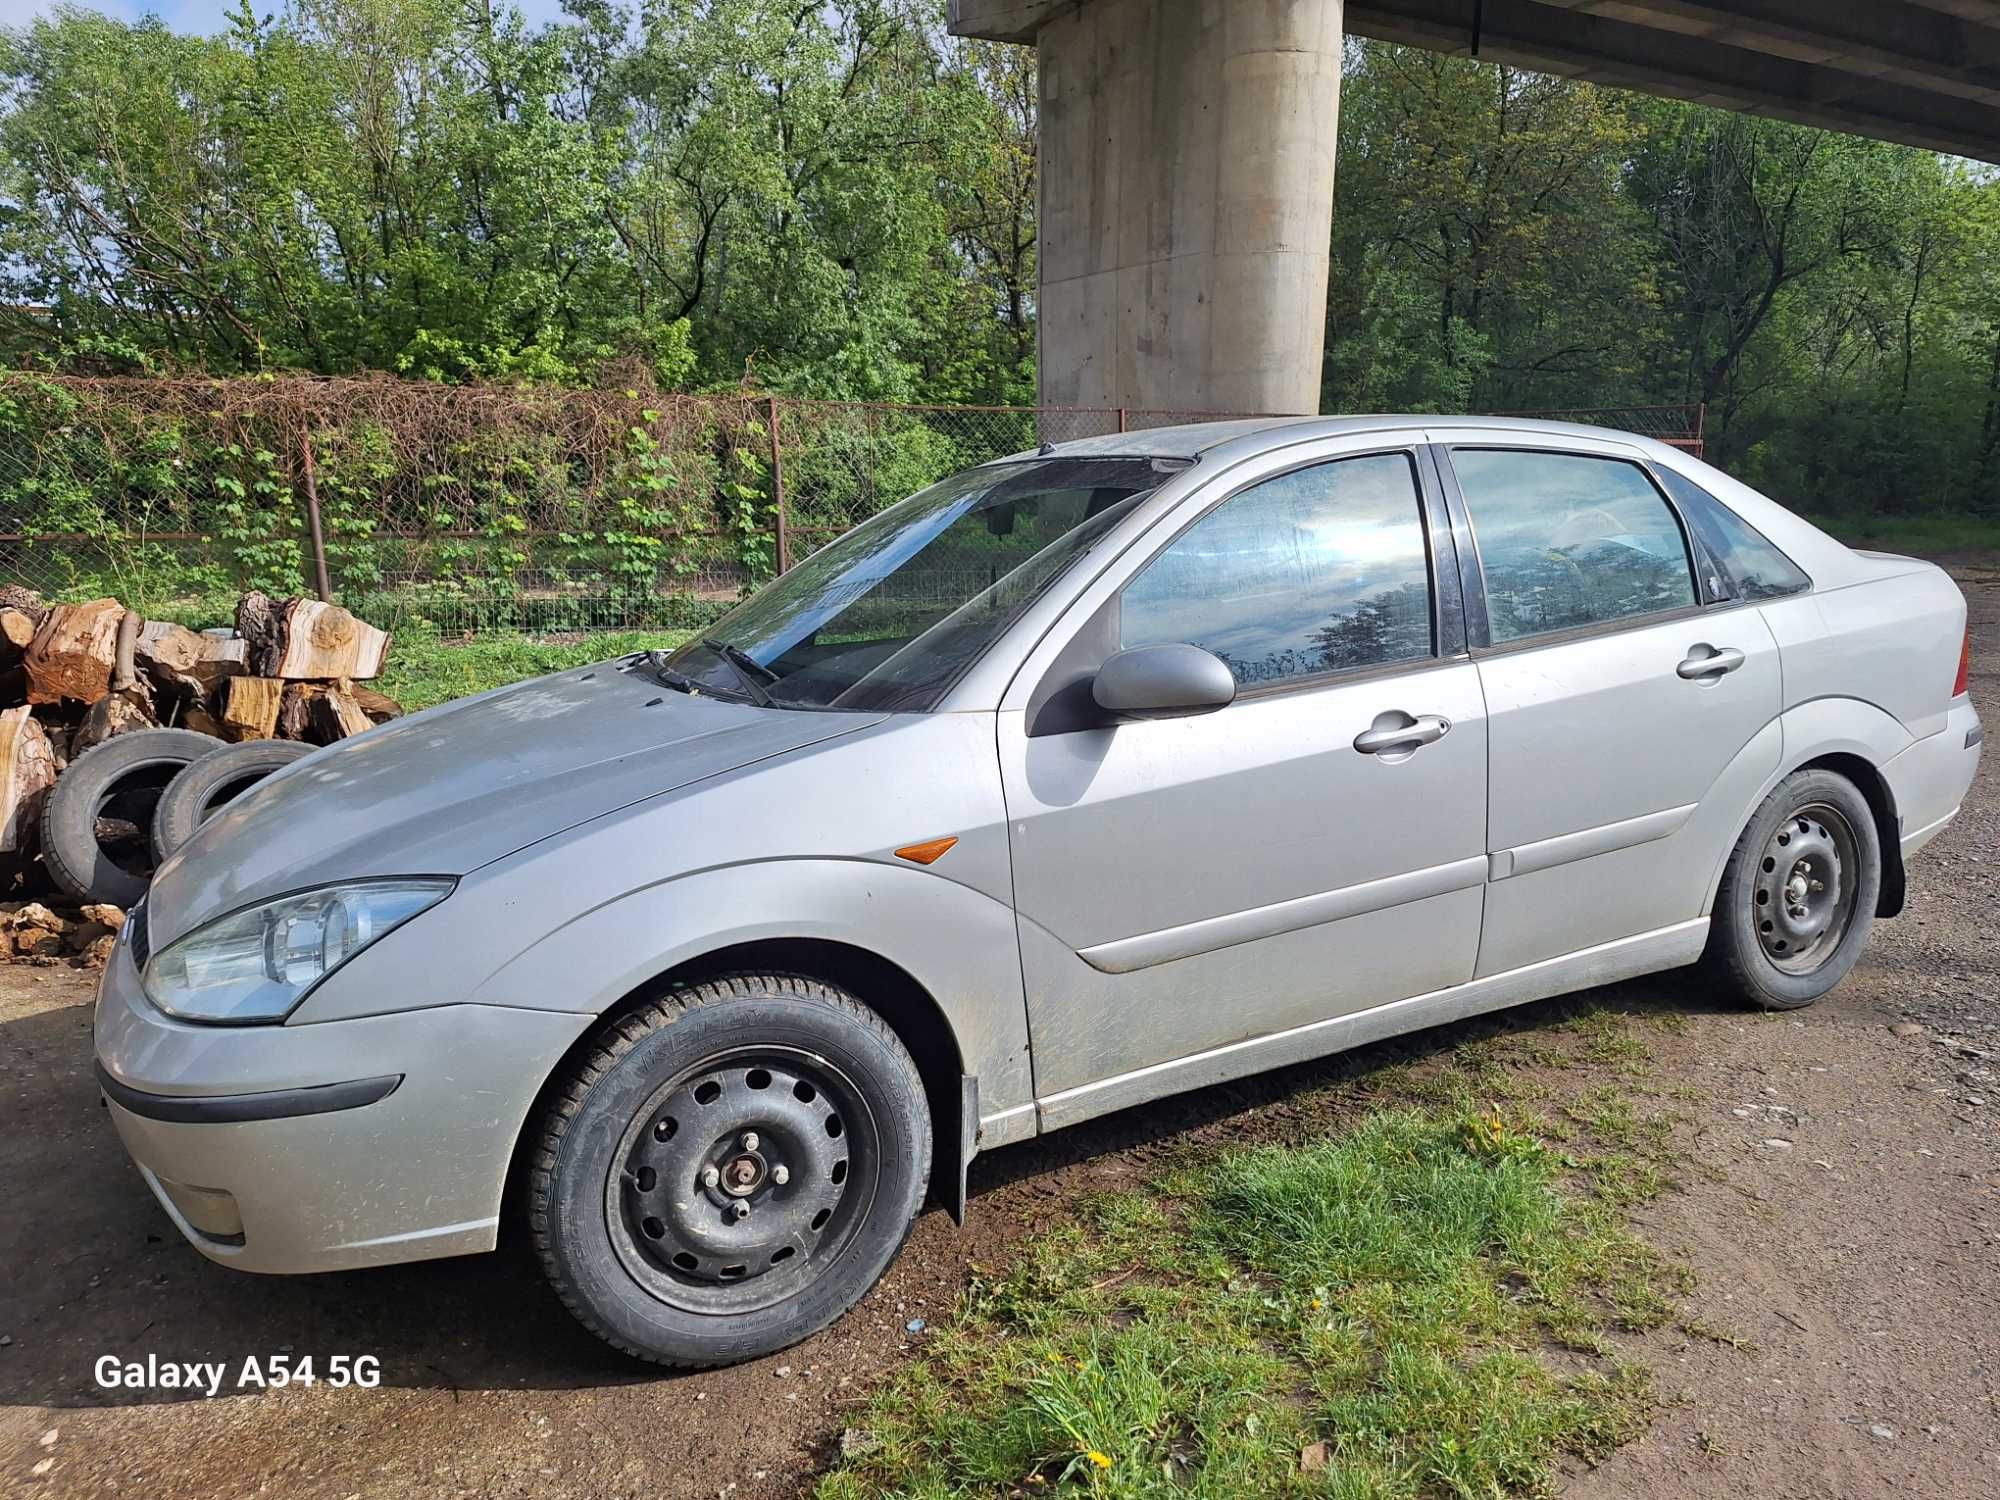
[14,0,578,32]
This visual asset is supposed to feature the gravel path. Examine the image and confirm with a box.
[0,560,1993,1499]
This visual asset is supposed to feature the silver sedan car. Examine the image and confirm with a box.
[95,417,1981,1367]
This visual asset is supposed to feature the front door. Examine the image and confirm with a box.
[997,445,1489,1110]
[1435,439,1785,978]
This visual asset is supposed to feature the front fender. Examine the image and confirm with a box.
[465,858,1036,1134]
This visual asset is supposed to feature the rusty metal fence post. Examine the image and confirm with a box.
[295,413,333,602]
[768,396,790,574]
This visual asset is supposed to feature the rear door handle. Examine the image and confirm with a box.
[1677,645,1745,680]
[1354,713,1451,756]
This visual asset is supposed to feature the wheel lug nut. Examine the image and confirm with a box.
[702,1165,720,1188]
[741,1131,759,1152]
[732,1200,750,1220]
[772,1165,790,1186]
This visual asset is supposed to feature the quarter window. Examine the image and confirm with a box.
[1451,449,1697,644]
[1121,452,1433,687]
[1653,465,1811,601]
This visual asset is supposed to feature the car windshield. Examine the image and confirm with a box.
[659,456,1172,712]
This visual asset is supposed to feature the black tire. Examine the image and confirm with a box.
[150,738,313,863]
[42,729,224,906]
[530,974,931,1367]
[1707,768,1881,1010]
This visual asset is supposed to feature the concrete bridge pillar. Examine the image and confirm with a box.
[951,0,1344,416]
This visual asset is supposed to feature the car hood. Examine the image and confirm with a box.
[145,662,884,949]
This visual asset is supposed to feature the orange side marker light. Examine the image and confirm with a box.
[894,836,958,865]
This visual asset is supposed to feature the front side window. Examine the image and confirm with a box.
[1450,449,1696,644]
[1653,465,1811,601]
[664,456,1169,712]
[1120,452,1434,688]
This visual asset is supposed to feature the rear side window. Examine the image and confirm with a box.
[1450,449,1696,644]
[1653,465,1811,601]
[1121,452,1433,687]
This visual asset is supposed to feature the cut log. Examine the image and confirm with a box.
[311,688,374,743]
[0,707,58,855]
[236,592,280,668]
[348,683,405,723]
[73,683,159,755]
[0,608,39,664]
[184,705,224,739]
[277,682,321,741]
[238,593,389,680]
[136,619,211,677]
[281,600,389,680]
[23,598,125,704]
[200,635,249,674]
[219,676,286,742]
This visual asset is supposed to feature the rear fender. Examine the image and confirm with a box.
[1701,697,1913,917]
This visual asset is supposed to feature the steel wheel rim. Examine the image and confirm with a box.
[1752,801,1859,975]
[603,1045,879,1316]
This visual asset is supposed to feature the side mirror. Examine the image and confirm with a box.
[1092,643,1236,721]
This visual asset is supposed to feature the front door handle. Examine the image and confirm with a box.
[1677,645,1746,680]
[1354,712,1451,756]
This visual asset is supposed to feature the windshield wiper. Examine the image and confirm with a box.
[698,638,777,706]
[638,651,704,696]
[704,638,779,684]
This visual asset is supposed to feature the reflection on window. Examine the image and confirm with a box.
[1653,466,1811,601]
[1121,453,1433,687]
[1451,450,1696,643]
[665,457,1165,711]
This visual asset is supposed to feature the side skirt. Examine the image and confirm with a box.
[1033,918,1710,1133]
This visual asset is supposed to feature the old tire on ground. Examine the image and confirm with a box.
[42,728,224,906]
[151,738,313,863]
[531,974,931,1367]
[1707,767,1881,1010]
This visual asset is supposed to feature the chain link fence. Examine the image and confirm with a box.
[0,374,1703,635]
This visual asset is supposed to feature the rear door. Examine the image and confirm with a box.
[1432,434,1784,978]
[997,440,1489,1108]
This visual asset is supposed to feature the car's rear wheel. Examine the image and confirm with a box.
[1708,768,1881,1009]
[530,974,930,1367]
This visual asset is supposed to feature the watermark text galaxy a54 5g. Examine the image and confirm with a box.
[95,1354,381,1398]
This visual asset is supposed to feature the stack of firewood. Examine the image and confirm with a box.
[0,587,402,870]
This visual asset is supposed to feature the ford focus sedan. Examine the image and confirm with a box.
[94,416,1981,1367]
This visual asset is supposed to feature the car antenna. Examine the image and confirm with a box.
[1038,440,1056,455]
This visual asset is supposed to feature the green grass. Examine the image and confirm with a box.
[1809,510,2000,555]
[376,628,693,710]
[821,1105,1674,1500]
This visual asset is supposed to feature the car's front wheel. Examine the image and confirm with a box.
[529,974,931,1367]
[1708,768,1881,1009]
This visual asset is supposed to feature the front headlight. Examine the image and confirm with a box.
[141,879,454,1024]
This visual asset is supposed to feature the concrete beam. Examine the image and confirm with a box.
[947,1,1073,45]
[1344,0,2000,161]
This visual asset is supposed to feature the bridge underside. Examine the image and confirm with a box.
[951,0,2000,415]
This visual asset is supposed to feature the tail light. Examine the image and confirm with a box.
[1954,627,1971,697]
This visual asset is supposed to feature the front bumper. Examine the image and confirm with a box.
[93,938,592,1274]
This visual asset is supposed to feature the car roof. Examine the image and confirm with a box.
[1008,414,1670,464]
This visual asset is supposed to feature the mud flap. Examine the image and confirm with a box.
[944,1074,977,1226]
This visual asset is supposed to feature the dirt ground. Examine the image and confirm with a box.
[2,560,1995,1500]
